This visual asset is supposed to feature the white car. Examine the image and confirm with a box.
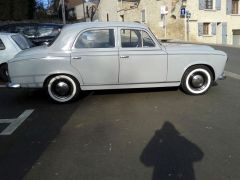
[8,22,227,103]
[0,33,33,81]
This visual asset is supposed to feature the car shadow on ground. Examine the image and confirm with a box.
[92,87,180,96]
[140,122,204,180]
[0,88,88,180]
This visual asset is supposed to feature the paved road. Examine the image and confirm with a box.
[0,45,239,180]
[212,45,240,75]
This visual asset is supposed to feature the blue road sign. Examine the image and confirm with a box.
[181,8,186,16]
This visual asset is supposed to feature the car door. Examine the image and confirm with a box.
[118,28,167,84]
[71,28,119,85]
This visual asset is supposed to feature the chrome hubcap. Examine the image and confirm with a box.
[191,75,204,88]
[55,81,70,96]
[189,72,208,91]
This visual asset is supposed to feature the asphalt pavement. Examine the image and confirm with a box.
[0,45,239,180]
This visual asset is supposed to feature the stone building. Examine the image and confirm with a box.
[94,0,184,40]
[187,0,240,46]
[94,0,240,46]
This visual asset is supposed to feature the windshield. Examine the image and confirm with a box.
[11,34,35,50]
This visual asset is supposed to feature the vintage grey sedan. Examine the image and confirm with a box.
[8,22,227,103]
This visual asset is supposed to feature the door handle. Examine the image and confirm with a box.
[72,57,82,60]
[120,56,129,58]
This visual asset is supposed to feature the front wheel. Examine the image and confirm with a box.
[181,65,213,95]
[46,75,80,103]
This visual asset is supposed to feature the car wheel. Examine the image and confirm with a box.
[0,64,9,82]
[181,65,213,95]
[46,75,80,103]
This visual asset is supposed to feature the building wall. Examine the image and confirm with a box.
[187,0,240,45]
[95,0,240,46]
[95,0,184,40]
[94,0,118,21]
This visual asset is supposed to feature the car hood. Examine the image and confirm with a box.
[163,43,215,51]
[9,46,48,62]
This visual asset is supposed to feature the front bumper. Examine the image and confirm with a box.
[217,72,226,80]
[8,83,21,88]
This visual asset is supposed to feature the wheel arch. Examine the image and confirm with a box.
[43,73,81,90]
[182,64,215,83]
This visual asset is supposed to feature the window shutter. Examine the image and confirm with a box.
[199,0,205,10]
[226,0,232,14]
[222,22,228,44]
[216,0,221,10]
[222,22,227,35]
[211,23,217,35]
[198,23,203,36]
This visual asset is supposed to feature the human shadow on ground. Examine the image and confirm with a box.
[140,122,204,180]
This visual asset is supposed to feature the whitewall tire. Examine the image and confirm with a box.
[46,75,80,103]
[181,65,213,95]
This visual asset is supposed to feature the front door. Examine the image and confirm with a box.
[71,28,119,85]
[118,28,167,84]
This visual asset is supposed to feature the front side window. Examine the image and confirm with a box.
[121,29,155,48]
[75,29,115,48]
[0,39,5,50]
[205,0,213,9]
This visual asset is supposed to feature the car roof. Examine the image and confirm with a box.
[64,21,147,30]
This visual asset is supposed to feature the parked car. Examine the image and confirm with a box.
[7,22,227,103]
[0,23,63,46]
[0,33,34,82]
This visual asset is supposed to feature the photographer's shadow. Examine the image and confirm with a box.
[140,122,203,180]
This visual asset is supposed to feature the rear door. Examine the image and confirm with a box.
[118,28,167,84]
[71,27,119,85]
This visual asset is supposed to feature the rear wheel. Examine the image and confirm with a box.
[181,65,213,95]
[46,75,80,103]
[0,64,9,82]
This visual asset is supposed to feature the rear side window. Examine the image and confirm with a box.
[75,29,115,48]
[11,35,33,50]
[0,39,5,50]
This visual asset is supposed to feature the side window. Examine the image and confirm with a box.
[75,29,115,48]
[142,31,155,47]
[0,39,5,50]
[121,29,141,47]
[121,29,155,48]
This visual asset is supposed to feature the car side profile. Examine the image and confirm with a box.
[7,22,227,103]
[0,33,34,81]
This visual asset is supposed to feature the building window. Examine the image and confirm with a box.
[232,0,239,14]
[205,0,213,9]
[141,9,146,23]
[203,23,210,35]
